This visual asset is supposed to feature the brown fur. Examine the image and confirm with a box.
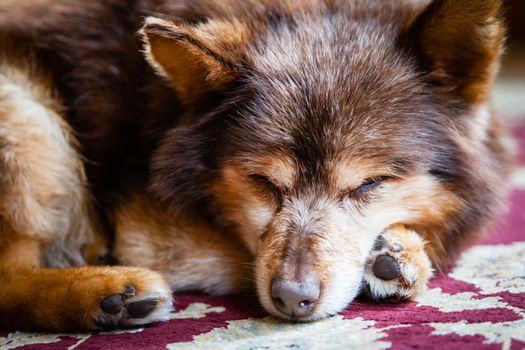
[410,0,505,105]
[0,264,170,331]
[114,194,253,294]
[0,0,511,330]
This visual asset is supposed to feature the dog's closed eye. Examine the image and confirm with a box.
[248,174,288,199]
[340,177,386,200]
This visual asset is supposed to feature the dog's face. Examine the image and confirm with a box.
[211,53,462,320]
[143,0,504,320]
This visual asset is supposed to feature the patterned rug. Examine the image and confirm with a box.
[1,121,524,350]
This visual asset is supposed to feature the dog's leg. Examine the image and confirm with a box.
[0,56,172,331]
[0,258,172,330]
[362,225,433,302]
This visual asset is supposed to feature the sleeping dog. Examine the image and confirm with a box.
[0,0,510,330]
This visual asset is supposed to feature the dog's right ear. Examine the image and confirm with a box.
[408,0,505,106]
[140,17,245,105]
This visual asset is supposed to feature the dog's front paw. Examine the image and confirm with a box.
[71,267,173,330]
[362,225,432,302]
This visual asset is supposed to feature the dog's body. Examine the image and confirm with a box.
[0,0,511,331]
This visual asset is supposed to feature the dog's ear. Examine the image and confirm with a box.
[409,0,505,105]
[141,17,245,105]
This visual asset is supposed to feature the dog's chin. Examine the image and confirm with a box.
[268,309,336,323]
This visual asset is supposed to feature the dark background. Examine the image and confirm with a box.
[500,0,524,84]
[506,0,525,50]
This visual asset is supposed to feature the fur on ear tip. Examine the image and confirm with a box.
[142,16,177,31]
[139,16,188,42]
[137,20,173,84]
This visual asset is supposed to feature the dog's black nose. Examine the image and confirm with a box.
[271,277,320,318]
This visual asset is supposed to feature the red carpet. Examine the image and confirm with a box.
[1,121,524,350]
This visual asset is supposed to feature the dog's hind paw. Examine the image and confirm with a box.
[362,225,433,302]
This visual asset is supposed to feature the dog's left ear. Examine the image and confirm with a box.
[141,17,245,105]
[409,0,505,105]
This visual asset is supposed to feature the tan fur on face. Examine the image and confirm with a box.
[235,155,296,191]
[213,158,295,253]
[254,172,462,320]
[256,194,367,321]
[362,175,463,266]
[331,157,397,192]
[213,165,273,253]
[337,161,464,266]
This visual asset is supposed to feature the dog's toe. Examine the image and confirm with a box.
[101,294,125,315]
[127,299,158,319]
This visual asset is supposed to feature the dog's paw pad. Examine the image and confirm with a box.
[89,269,173,330]
[99,286,163,322]
[363,226,432,302]
[101,294,125,315]
[372,255,401,280]
[127,299,158,319]
[100,284,137,315]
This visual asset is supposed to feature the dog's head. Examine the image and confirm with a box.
[142,0,506,320]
